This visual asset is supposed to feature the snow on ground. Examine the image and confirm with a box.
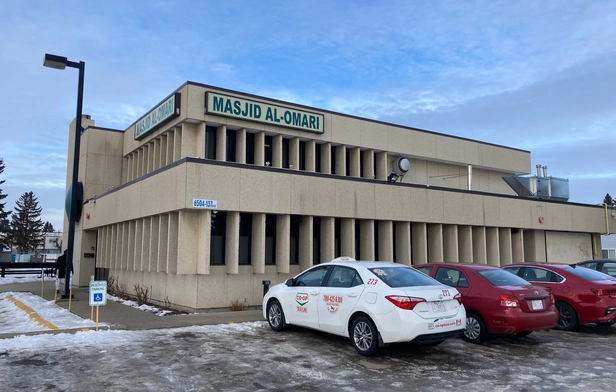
[0,291,99,333]
[0,274,172,339]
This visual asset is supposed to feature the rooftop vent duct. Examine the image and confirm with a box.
[503,165,569,202]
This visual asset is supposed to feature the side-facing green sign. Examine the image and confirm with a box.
[205,92,324,133]
[135,93,181,140]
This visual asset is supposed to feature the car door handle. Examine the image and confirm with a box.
[310,291,319,296]
[347,293,358,298]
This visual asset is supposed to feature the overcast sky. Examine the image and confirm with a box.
[1,1,615,231]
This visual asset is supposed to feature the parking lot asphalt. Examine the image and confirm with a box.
[0,281,264,338]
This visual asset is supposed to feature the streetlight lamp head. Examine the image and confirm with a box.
[44,53,68,69]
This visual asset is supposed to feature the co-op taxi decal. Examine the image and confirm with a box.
[296,293,309,313]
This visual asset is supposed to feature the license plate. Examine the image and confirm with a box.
[531,300,543,310]
[432,301,446,312]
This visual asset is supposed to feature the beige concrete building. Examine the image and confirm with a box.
[63,82,615,311]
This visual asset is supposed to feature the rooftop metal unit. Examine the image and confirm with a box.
[502,165,569,202]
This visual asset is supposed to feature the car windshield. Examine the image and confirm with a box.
[566,266,616,281]
[478,269,530,287]
[369,266,440,288]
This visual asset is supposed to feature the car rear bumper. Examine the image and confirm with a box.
[374,307,467,344]
[487,306,559,334]
[411,329,465,343]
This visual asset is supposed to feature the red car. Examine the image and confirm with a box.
[415,263,558,343]
[503,263,616,331]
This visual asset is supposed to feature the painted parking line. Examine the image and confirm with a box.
[6,295,59,331]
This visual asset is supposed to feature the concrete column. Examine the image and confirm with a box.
[160,134,168,167]
[176,210,204,275]
[378,220,394,262]
[236,128,247,164]
[486,227,500,266]
[299,216,313,271]
[320,143,332,174]
[360,220,375,261]
[395,221,411,266]
[428,223,444,263]
[216,125,227,161]
[140,146,146,177]
[277,214,290,273]
[167,213,178,274]
[141,218,151,272]
[252,213,266,274]
[349,147,360,178]
[224,211,240,274]
[321,217,335,262]
[198,210,211,275]
[147,143,154,173]
[127,221,135,271]
[166,131,175,165]
[524,230,547,262]
[273,134,283,168]
[149,217,159,272]
[363,150,374,179]
[443,224,459,262]
[179,122,200,159]
[305,140,316,172]
[173,127,182,161]
[499,228,513,266]
[340,218,355,258]
[195,123,206,158]
[472,226,487,264]
[152,137,161,171]
[411,222,428,265]
[458,225,473,263]
[134,219,143,271]
[512,229,524,263]
[158,214,169,273]
[335,145,346,176]
[255,131,265,166]
[290,137,299,170]
[375,151,388,180]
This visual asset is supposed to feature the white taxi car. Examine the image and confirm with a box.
[263,259,466,356]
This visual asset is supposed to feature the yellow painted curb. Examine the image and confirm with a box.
[6,295,59,331]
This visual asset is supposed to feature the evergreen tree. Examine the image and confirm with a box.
[604,193,615,208]
[43,221,55,232]
[0,157,10,249]
[8,191,44,252]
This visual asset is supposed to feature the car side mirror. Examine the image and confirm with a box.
[285,278,293,287]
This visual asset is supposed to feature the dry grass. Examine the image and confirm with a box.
[230,298,248,311]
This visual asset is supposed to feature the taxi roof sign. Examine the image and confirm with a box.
[332,256,356,262]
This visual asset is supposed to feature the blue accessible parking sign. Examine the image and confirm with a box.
[89,280,108,306]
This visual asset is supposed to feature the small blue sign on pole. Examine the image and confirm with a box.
[89,280,107,306]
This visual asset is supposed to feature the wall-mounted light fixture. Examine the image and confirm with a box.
[387,173,399,183]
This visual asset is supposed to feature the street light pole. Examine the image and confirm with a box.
[43,54,85,299]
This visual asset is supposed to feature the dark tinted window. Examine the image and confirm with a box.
[295,266,331,287]
[435,267,469,288]
[414,266,432,276]
[566,265,616,281]
[369,266,440,288]
[327,266,363,288]
[478,269,530,286]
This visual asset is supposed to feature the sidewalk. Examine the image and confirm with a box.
[0,280,264,338]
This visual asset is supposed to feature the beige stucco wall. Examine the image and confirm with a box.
[545,231,594,263]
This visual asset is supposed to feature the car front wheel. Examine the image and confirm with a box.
[463,312,487,344]
[556,302,578,331]
[266,299,286,332]
[351,316,379,356]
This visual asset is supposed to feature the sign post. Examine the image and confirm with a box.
[89,280,107,331]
